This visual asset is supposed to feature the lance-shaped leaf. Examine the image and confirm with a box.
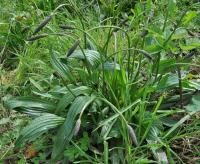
[15,113,64,147]
[69,49,101,67]
[4,97,56,113]
[51,51,75,82]
[86,37,97,50]
[52,95,95,161]
[102,62,120,71]
[56,86,92,112]
[157,73,179,91]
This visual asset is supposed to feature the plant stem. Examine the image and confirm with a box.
[79,46,91,76]
[103,28,112,56]
[162,7,168,32]
[176,54,183,109]
[154,53,161,83]
[104,141,109,164]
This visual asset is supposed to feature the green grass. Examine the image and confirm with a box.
[0,0,200,163]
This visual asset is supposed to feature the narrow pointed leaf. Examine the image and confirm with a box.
[103,62,120,71]
[69,49,101,67]
[4,97,56,112]
[56,86,91,111]
[51,51,75,82]
[15,114,64,147]
[52,96,95,160]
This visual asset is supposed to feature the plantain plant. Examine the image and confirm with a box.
[2,0,200,163]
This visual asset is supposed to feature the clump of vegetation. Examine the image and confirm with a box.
[1,0,200,163]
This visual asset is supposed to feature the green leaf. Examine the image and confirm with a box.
[15,114,64,147]
[64,145,78,161]
[144,44,163,54]
[79,132,90,151]
[179,41,200,51]
[167,0,177,16]
[146,120,168,163]
[32,91,60,100]
[76,68,89,84]
[171,28,187,40]
[183,11,197,25]
[103,62,120,71]
[157,74,178,90]
[0,118,10,125]
[29,78,44,91]
[4,97,56,113]
[158,58,176,74]
[104,141,109,164]
[146,0,152,13]
[69,49,101,67]
[52,95,95,161]
[86,38,97,50]
[56,86,92,112]
[51,51,75,82]
[160,117,179,127]
[136,158,156,164]
[185,94,200,112]
[95,99,140,131]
